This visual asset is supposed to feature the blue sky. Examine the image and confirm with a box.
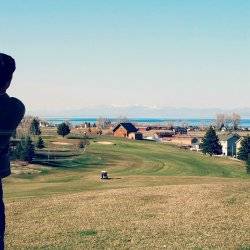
[0,1,249,114]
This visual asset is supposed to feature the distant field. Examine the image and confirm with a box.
[4,134,250,249]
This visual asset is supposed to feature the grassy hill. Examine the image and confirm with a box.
[5,136,248,198]
[4,135,250,249]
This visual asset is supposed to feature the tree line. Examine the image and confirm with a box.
[11,117,45,163]
[11,117,91,163]
[216,113,241,130]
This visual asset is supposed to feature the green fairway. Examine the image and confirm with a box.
[4,135,250,249]
[4,136,249,199]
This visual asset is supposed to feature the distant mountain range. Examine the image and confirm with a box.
[28,105,250,119]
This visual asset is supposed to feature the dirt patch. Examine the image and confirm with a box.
[97,141,114,145]
[51,142,73,146]
[11,162,49,175]
[11,167,41,175]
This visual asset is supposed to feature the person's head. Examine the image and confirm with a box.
[0,53,16,93]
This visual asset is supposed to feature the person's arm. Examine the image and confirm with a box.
[0,131,13,154]
[0,98,25,155]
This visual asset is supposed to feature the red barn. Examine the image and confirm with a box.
[113,123,142,140]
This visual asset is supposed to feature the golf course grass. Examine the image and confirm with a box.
[4,135,250,249]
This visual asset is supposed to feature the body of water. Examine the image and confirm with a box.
[44,117,250,128]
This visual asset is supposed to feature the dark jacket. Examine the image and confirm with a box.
[0,93,25,178]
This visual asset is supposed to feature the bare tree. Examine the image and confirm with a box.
[216,114,225,130]
[232,113,241,130]
[224,114,232,130]
[216,113,241,131]
[115,116,130,124]
[97,117,111,129]
[17,116,39,137]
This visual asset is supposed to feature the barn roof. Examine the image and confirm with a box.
[113,123,138,133]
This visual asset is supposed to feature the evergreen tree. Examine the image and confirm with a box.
[237,136,250,174]
[200,126,222,156]
[247,158,250,174]
[30,118,41,135]
[14,136,35,163]
[57,122,71,137]
[237,136,250,161]
[36,136,45,149]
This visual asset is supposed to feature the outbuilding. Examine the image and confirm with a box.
[113,122,142,140]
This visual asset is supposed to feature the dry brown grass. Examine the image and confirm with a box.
[5,181,250,249]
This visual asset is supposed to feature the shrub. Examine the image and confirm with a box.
[14,136,35,163]
[247,158,250,174]
[237,136,250,161]
[78,139,89,149]
[36,136,45,149]
[57,123,71,137]
[29,118,41,135]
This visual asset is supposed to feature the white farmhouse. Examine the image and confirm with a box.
[219,134,241,157]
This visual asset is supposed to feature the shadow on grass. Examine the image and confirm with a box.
[35,151,79,158]
[33,153,107,171]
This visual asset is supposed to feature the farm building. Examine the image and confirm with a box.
[154,130,175,140]
[113,123,142,140]
[190,137,201,151]
[174,127,188,135]
[164,135,202,147]
[128,132,143,140]
[146,126,170,131]
[219,134,241,156]
[137,126,150,132]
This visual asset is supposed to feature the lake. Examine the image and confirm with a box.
[44,117,250,128]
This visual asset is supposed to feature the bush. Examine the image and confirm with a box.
[238,136,250,161]
[29,118,41,135]
[14,136,35,163]
[78,139,89,149]
[57,123,71,137]
[36,136,45,149]
[247,158,250,174]
[78,140,85,149]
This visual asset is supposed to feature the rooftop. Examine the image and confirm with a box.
[113,122,138,133]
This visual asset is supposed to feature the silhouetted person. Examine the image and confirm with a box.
[0,53,25,249]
